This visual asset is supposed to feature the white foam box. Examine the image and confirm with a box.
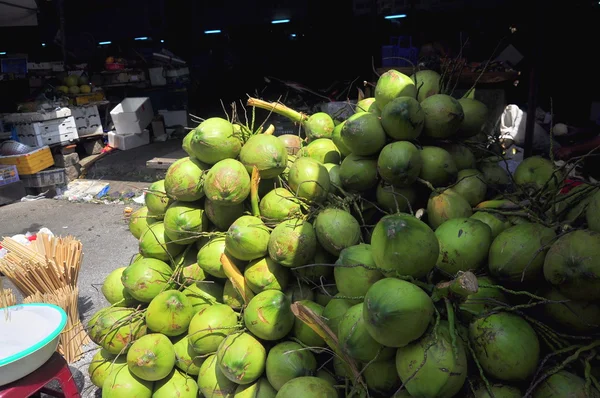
[108,130,150,150]
[110,97,154,135]
[15,116,78,147]
[158,109,188,128]
[4,108,72,123]
[70,105,103,136]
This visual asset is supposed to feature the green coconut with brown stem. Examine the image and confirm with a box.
[419,146,458,188]
[339,153,378,192]
[172,334,204,376]
[334,244,383,304]
[127,333,176,382]
[299,138,341,164]
[129,206,159,239]
[435,217,492,275]
[375,69,417,110]
[305,112,335,140]
[243,289,294,340]
[121,257,174,303]
[145,180,172,218]
[164,158,210,202]
[197,354,238,398]
[204,159,251,206]
[340,112,386,156]
[145,290,195,337]
[244,256,290,293]
[287,157,331,203]
[152,369,199,398]
[217,332,266,385]
[204,198,245,231]
[314,208,361,256]
[267,219,316,268]
[225,215,271,261]
[88,307,147,355]
[377,141,423,187]
[239,134,288,179]
[259,188,303,223]
[427,189,473,230]
[265,341,317,391]
[189,117,241,164]
[139,222,184,262]
[101,267,139,307]
[88,349,127,388]
[187,303,239,354]
[163,201,208,245]
[182,280,223,311]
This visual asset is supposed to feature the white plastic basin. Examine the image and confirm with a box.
[0,303,67,387]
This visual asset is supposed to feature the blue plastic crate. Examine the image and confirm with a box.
[382,36,418,67]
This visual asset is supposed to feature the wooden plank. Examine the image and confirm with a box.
[146,148,187,170]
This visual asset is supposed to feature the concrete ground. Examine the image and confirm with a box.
[0,199,141,397]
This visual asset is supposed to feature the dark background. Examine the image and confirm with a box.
[0,0,598,125]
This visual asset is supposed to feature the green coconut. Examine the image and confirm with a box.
[244,289,294,340]
[377,141,422,187]
[314,208,361,256]
[102,267,138,307]
[479,161,511,187]
[543,229,600,300]
[339,153,378,192]
[190,117,241,164]
[470,212,511,239]
[442,143,476,171]
[472,384,522,398]
[435,218,492,274]
[514,156,558,194]
[427,189,473,230]
[204,198,245,231]
[334,244,382,303]
[89,349,126,388]
[295,245,335,282]
[316,369,337,389]
[129,206,159,239]
[363,359,401,395]
[470,313,540,382]
[314,285,337,307]
[89,307,147,355]
[457,98,489,138]
[225,215,271,261]
[396,321,467,398]
[452,169,487,206]
[380,96,424,140]
[139,222,184,262]
[217,332,266,385]
[285,282,315,303]
[340,112,386,156]
[278,134,303,156]
[121,257,174,303]
[265,341,317,391]
[356,97,381,116]
[182,129,194,157]
[239,134,288,178]
[305,112,335,140]
[188,304,239,354]
[532,370,600,398]
[259,188,302,223]
[127,333,176,381]
[174,248,206,286]
[276,377,338,398]
[173,334,204,376]
[204,159,251,206]
[587,190,600,232]
[338,303,384,362]
[145,180,171,219]
[375,69,417,110]
[153,369,199,398]
[102,364,153,398]
[292,300,326,347]
[197,354,238,398]
[376,182,417,213]
[489,223,557,283]
[244,256,290,293]
[234,378,277,398]
[331,121,352,157]
[323,298,353,336]
[421,94,464,138]
[163,201,208,245]
[459,276,508,321]
[287,157,330,203]
[223,280,244,310]
[197,237,243,278]
[542,288,600,333]
[164,157,210,202]
[183,280,224,310]
[300,138,341,164]
[145,290,195,336]
[411,70,441,102]
[363,277,434,347]
[323,163,342,194]
[419,146,458,187]
[371,213,439,278]
[267,219,317,267]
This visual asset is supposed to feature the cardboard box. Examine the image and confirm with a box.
[110,98,154,135]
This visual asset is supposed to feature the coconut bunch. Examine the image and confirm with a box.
[87,68,600,398]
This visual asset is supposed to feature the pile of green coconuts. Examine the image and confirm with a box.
[87,68,600,398]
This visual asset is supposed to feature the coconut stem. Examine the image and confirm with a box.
[432,271,478,302]
[263,124,275,135]
[247,97,308,124]
[250,166,261,218]
[466,339,495,397]
[444,298,460,361]
[220,253,254,305]
[584,350,596,397]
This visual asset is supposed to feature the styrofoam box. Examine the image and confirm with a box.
[110,98,154,135]
[15,116,78,147]
[108,130,150,150]
[4,108,72,124]
[158,109,188,128]
[70,105,103,136]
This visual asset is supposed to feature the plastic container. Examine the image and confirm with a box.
[0,304,67,387]
[110,97,154,135]
[0,146,54,175]
[381,36,418,67]
[0,165,19,187]
[19,168,66,188]
[108,129,150,150]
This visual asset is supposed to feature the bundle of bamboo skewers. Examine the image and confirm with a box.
[24,286,91,362]
[0,288,16,309]
[0,234,88,362]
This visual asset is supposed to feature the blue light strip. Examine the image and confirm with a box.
[99,41,112,45]
[272,19,290,24]
[385,14,407,19]
[0,52,6,55]
[204,30,222,34]
[135,37,148,41]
